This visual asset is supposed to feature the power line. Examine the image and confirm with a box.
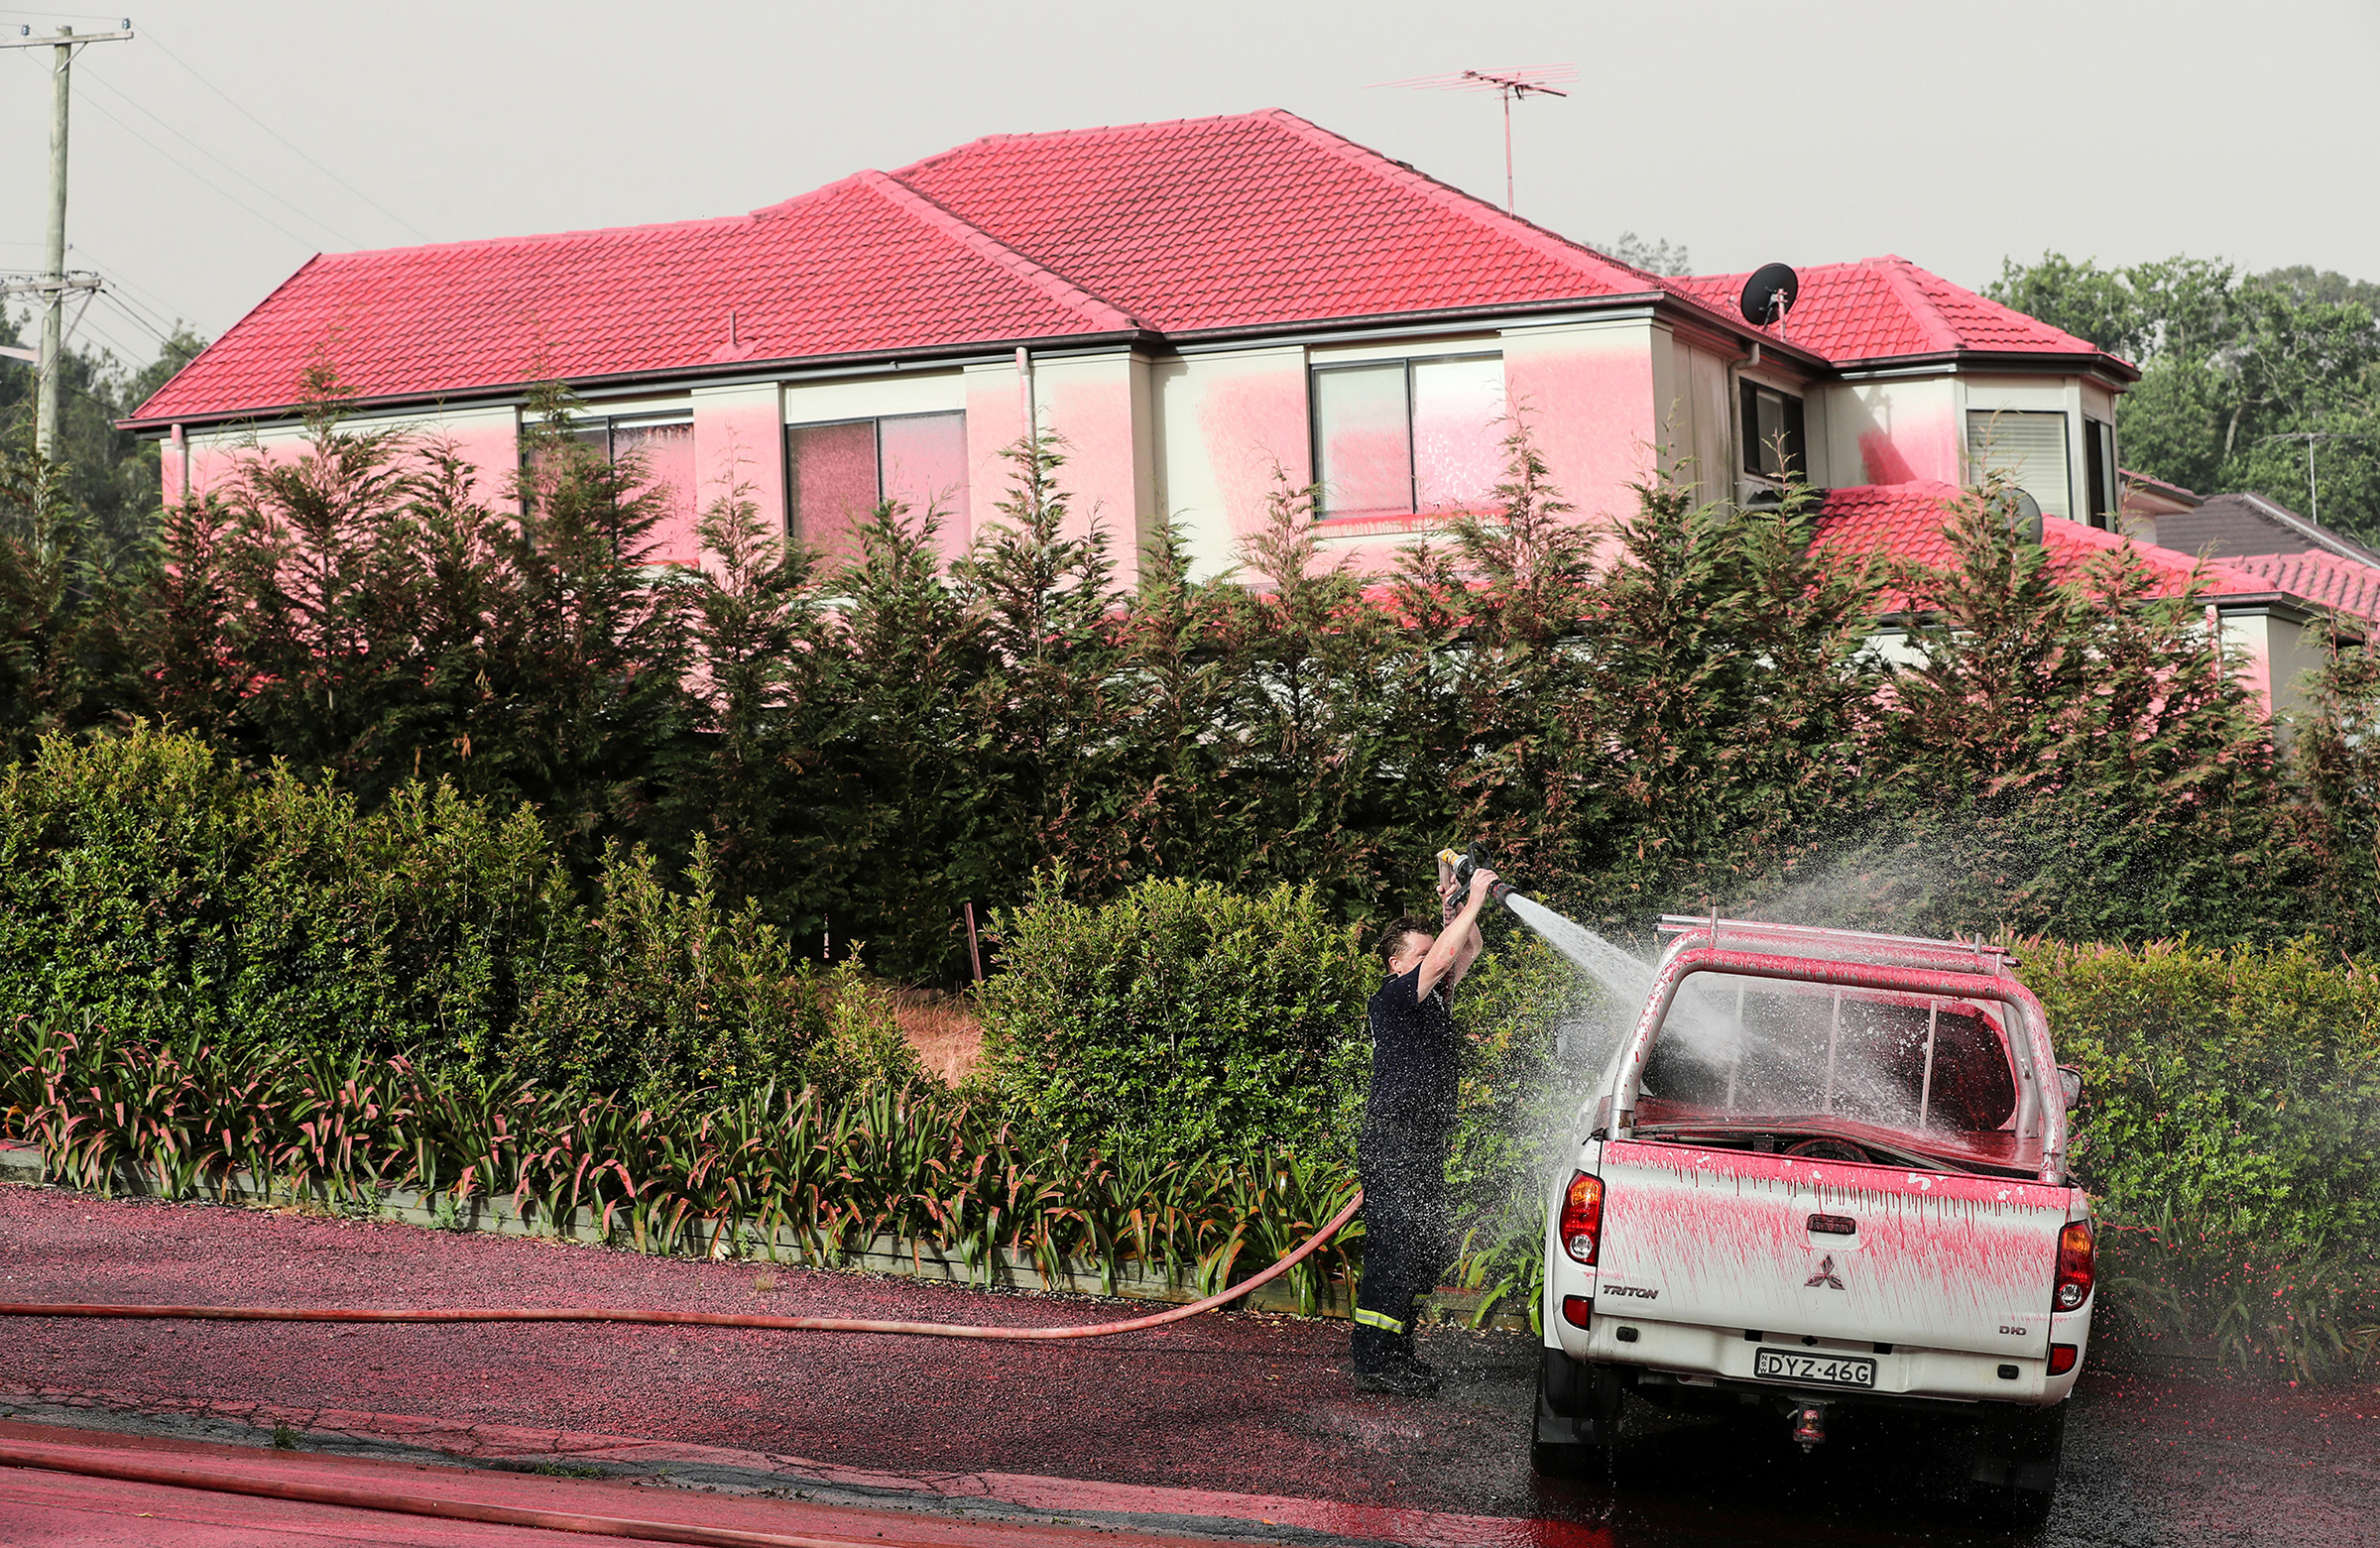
[75,65,366,249]
[58,239,197,331]
[92,283,180,345]
[143,26,429,244]
[93,289,168,348]
[58,74,320,254]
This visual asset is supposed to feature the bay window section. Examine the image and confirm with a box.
[785,411,968,558]
[1311,353,1504,519]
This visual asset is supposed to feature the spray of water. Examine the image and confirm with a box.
[1502,894,1651,1005]
[1497,891,1961,1134]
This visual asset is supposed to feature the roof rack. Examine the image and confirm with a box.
[1655,914,2015,977]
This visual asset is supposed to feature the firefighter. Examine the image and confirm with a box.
[1351,865,1496,1395]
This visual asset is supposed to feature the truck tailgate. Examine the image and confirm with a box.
[1593,1139,2073,1359]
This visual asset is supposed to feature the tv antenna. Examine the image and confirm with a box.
[1373,64,1576,212]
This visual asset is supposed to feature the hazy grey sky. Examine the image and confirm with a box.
[3,0,2374,363]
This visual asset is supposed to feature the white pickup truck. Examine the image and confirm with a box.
[1535,917,2094,1527]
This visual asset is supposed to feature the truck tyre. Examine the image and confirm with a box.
[1530,1349,1621,1479]
[1964,1404,2066,1531]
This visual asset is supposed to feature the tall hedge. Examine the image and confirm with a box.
[0,725,824,1098]
[2028,937,2380,1254]
[6,404,2377,984]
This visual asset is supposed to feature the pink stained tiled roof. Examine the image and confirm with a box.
[1812,482,2264,607]
[133,173,1139,424]
[1674,258,2126,371]
[892,109,1666,334]
[2226,550,2380,623]
[133,111,1672,425]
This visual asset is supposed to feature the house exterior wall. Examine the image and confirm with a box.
[1820,374,1963,488]
[1650,328,1735,506]
[181,403,523,512]
[2222,608,2328,726]
[1498,313,1661,531]
[1147,343,1307,579]
[1021,349,1150,566]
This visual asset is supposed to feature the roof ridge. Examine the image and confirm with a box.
[1250,109,1671,299]
[857,170,1141,334]
[2220,490,2380,566]
[311,208,764,267]
[1863,255,1964,354]
[894,109,1283,179]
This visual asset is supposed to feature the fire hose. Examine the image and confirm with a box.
[0,1187,1363,1341]
[0,1192,1365,1542]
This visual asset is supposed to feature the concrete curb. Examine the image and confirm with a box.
[0,1140,1529,1332]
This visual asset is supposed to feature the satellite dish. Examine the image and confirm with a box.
[1998,487,2045,543]
[1738,263,1800,327]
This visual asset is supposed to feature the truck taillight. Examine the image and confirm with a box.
[1560,1171,1604,1264]
[2053,1219,2095,1311]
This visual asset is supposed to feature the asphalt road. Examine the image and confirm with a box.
[0,1184,2370,1547]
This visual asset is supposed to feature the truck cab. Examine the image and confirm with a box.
[1535,917,2093,1527]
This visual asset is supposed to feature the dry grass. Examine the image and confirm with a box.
[892,990,984,1084]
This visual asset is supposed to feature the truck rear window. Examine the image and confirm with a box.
[1638,974,2018,1135]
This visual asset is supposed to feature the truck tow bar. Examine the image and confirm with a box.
[1791,1401,1829,1452]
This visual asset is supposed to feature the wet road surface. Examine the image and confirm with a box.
[0,1184,2371,1546]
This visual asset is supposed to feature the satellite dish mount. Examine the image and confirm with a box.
[1738,262,1801,340]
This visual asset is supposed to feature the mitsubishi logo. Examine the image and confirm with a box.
[1805,1253,1846,1290]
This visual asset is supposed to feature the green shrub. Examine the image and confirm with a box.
[979,872,1369,1153]
[796,959,926,1101]
[2025,936,2380,1375]
[0,726,823,1099]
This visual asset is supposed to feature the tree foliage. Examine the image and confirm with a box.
[0,376,2370,978]
[1988,254,2380,540]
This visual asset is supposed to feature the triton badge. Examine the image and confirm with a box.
[1805,1254,1846,1290]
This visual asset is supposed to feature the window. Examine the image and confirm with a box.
[1310,354,1504,519]
[1965,411,2072,521]
[522,410,696,538]
[784,411,968,558]
[1738,382,1807,481]
[2082,417,2117,529]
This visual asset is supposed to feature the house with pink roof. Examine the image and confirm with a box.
[123,110,2362,719]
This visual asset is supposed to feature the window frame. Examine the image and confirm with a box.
[1964,409,2075,523]
[1738,380,1809,484]
[1306,350,1504,521]
[516,405,695,531]
[781,408,968,544]
[2082,416,2117,529]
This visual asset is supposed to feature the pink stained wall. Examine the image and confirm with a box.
[690,390,787,570]
[1827,381,1964,488]
[1502,326,1661,523]
[435,417,527,513]
[1190,356,1311,550]
[961,367,1029,565]
[1040,368,1144,578]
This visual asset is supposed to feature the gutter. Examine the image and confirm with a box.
[121,328,1156,437]
[125,286,1842,437]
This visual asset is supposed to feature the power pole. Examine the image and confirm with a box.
[2,21,134,460]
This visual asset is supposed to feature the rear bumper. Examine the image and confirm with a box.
[1547,1306,2090,1406]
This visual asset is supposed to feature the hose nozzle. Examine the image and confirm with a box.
[1436,846,1513,904]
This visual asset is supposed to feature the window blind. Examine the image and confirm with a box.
[1966,412,2072,520]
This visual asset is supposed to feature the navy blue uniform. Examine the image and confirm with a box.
[1354,965,1460,1369]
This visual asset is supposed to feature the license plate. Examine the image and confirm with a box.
[1753,1348,1877,1388]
